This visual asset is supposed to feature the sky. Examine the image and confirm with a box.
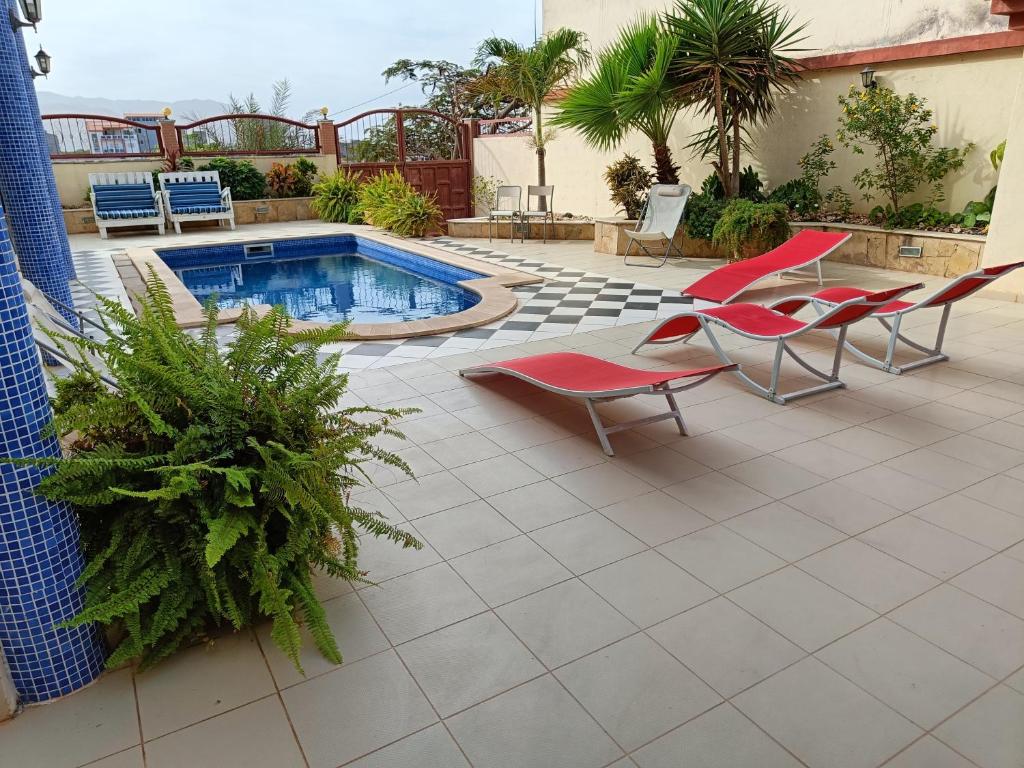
[29,0,541,117]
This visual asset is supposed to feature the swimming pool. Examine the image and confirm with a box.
[156,234,483,324]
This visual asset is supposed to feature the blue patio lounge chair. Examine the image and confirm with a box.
[158,170,235,234]
[89,172,165,239]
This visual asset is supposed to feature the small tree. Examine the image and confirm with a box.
[471,29,592,204]
[553,16,683,183]
[604,155,654,218]
[836,86,973,211]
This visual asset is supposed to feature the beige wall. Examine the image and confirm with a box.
[472,48,1022,219]
[981,51,1024,300]
[544,0,1006,52]
[53,153,336,207]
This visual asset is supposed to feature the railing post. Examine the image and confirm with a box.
[158,117,180,159]
[318,119,338,165]
[395,109,406,166]
[464,119,478,217]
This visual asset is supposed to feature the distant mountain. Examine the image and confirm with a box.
[37,91,225,119]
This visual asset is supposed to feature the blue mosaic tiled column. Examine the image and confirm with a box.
[0,202,105,703]
[8,0,75,280]
[0,4,76,322]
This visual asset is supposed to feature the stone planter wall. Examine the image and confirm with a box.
[790,222,986,278]
[593,217,727,259]
[62,197,317,236]
[447,216,594,241]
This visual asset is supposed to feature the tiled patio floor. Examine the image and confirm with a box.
[4,223,1024,768]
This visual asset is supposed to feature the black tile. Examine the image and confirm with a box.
[545,315,584,324]
[631,289,664,296]
[535,266,562,273]
[347,343,401,356]
[624,302,659,310]
[454,328,497,339]
[606,282,634,289]
[518,305,556,315]
[568,286,602,295]
[661,295,692,303]
[577,275,609,283]
[544,281,577,288]
[593,293,629,303]
[500,321,543,332]
[401,336,449,347]
[584,308,622,317]
[557,300,593,308]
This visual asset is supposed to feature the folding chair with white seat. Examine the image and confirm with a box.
[520,185,555,242]
[488,186,522,243]
[623,184,692,267]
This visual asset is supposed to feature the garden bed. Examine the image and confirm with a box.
[447,216,594,241]
[790,221,986,277]
[593,217,727,258]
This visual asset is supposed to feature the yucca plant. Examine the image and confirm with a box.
[17,273,420,672]
[310,168,363,223]
[553,16,682,183]
[665,0,806,197]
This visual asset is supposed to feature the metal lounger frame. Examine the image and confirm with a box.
[633,290,918,404]
[460,364,734,456]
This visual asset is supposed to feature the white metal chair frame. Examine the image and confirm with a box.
[519,185,555,243]
[623,184,692,268]
[88,172,165,239]
[158,170,235,234]
[634,286,921,404]
[460,362,735,456]
[780,263,1024,374]
[487,186,522,243]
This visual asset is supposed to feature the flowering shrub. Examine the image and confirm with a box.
[837,86,972,211]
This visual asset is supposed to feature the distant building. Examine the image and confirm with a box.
[84,113,161,154]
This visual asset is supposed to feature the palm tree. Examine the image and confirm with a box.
[665,0,806,197]
[472,29,591,199]
[552,16,683,184]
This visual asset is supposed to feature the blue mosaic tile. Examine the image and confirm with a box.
[157,234,486,286]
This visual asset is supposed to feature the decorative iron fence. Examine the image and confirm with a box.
[176,114,319,156]
[335,109,464,164]
[41,114,164,158]
[477,117,533,137]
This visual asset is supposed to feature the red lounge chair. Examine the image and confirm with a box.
[769,261,1024,374]
[683,230,852,304]
[459,352,735,456]
[633,284,922,404]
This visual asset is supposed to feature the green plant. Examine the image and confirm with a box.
[379,192,445,237]
[822,186,853,217]
[472,28,591,197]
[603,154,654,219]
[553,16,682,182]
[265,162,298,198]
[685,192,728,240]
[768,178,819,217]
[665,0,806,197]
[837,86,973,211]
[292,158,319,197]
[699,167,764,201]
[198,157,266,200]
[471,175,502,215]
[357,170,416,227]
[959,140,1007,229]
[151,150,195,190]
[799,134,837,189]
[20,274,420,671]
[310,169,363,223]
[868,202,957,229]
[712,198,789,259]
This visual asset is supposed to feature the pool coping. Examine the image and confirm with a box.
[117,229,543,339]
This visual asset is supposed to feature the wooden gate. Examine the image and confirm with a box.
[335,108,472,220]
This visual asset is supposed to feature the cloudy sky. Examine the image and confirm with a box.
[30,0,540,117]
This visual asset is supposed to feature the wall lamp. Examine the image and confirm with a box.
[860,66,878,89]
[9,0,42,30]
[31,46,50,78]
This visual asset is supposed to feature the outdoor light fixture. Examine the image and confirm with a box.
[31,46,50,78]
[860,66,878,89]
[9,0,41,30]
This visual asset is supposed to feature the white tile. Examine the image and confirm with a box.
[414,499,520,558]
[658,525,785,593]
[665,472,773,521]
[859,516,993,579]
[912,494,1024,550]
[721,455,827,499]
[345,724,469,768]
[724,502,845,562]
[951,555,1024,619]
[935,686,1024,768]
[530,511,645,574]
[451,535,571,607]
[599,490,713,546]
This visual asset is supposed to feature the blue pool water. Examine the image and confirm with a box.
[159,235,482,324]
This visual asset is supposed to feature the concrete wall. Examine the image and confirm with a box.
[544,0,1007,52]
[52,153,336,208]
[473,43,1022,219]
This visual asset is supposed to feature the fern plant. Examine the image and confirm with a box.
[19,273,420,672]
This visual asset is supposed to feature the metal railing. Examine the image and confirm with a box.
[477,117,533,137]
[42,114,164,158]
[176,114,319,156]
